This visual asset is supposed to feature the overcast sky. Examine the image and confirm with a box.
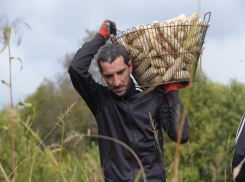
[0,0,245,108]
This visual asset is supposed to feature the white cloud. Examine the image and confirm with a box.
[203,32,245,84]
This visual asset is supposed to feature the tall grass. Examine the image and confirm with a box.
[0,15,30,182]
[5,101,76,181]
[170,22,198,182]
[0,91,237,182]
[224,135,231,182]
[2,101,145,181]
[64,132,147,182]
[149,113,165,167]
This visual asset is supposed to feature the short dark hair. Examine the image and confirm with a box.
[97,43,130,72]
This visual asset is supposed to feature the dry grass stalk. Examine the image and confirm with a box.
[28,151,37,182]
[64,131,146,181]
[82,134,147,182]
[166,162,174,176]
[188,141,195,181]
[57,120,66,182]
[54,144,89,182]
[1,16,31,181]
[64,131,83,146]
[7,101,77,180]
[225,135,232,182]
[21,120,59,166]
[133,170,143,182]
[233,157,245,181]
[170,23,198,182]
[0,163,10,182]
[149,113,165,165]
[70,165,77,182]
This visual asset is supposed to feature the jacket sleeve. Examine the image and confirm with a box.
[159,90,189,143]
[68,33,109,117]
[232,113,245,182]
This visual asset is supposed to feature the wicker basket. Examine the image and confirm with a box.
[111,12,211,87]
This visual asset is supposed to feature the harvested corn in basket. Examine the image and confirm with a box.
[111,12,211,87]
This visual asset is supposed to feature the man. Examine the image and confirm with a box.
[232,112,245,181]
[68,20,189,182]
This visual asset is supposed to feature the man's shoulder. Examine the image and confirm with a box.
[236,112,245,143]
[95,82,111,95]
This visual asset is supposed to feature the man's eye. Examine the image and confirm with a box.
[118,70,124,75]
[104,75,112,79]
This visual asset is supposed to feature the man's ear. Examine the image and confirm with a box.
[128,60,133,73]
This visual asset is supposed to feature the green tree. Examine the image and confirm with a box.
[20,30,102,156]
[164,70,245,181]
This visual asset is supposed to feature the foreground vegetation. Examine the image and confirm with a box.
[1,67,245,181]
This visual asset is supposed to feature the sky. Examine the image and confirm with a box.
[0,0,245,108]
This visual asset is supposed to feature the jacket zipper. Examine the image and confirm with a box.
[122,97,135,180]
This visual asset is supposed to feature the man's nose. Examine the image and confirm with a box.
[113,75,120,86]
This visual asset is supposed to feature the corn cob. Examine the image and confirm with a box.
[173,71,190,81]
[139,67,158,82]
[158,67,166,76]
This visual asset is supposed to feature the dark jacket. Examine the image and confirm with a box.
[68,33,189,182]
[232,112,245,182]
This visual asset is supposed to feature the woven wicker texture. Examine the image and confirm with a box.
[112,12,211,87]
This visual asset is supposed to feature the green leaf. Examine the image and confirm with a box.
[0,41,8,54]
[11,57,23,79]
[18,102,32,107]
[1,80,10,87]
[0,126,9,130]
[32,107,36,119]
[51,148,61,153]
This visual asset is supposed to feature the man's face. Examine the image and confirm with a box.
[100,56,133,96]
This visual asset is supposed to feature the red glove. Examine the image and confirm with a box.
[99,19,117,41]
[161,81,190,93]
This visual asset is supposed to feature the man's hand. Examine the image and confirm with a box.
[161,81,190,93]
[99,19,117,41]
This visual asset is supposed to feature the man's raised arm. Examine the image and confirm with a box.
[68,20,116,116]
